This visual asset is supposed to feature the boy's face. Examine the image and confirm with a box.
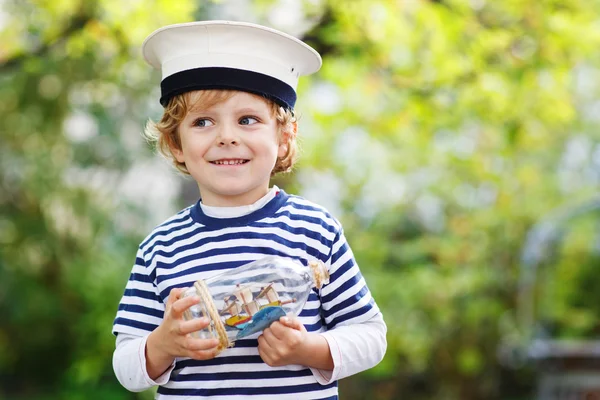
[173,91,287,207]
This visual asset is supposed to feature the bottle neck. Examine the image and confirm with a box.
[309,260,330,289]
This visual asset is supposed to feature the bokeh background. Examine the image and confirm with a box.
[2,0,600,399]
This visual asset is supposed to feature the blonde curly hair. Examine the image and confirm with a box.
[144,90,298,175]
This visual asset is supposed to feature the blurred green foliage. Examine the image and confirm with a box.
[2,0,600,399]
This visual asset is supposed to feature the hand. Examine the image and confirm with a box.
[146,287,221,379]
[257,316,307,367]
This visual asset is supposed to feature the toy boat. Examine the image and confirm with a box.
[220,283,295,334]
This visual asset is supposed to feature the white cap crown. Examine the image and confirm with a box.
[142,20,322,108]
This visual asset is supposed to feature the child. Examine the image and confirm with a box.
[112,20,386,399]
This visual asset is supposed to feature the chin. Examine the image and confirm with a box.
[211,185,255,196]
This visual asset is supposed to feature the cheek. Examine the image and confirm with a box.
[178,136,210,161]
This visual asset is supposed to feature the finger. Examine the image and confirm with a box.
[267,322,287,340]
[166,287,187,306]
[170,295,200,317]
[261,327,281,347]
[270,321,302,340]
[257,339,272,365]
[257,335,275,358]
[188,347,221,361]
[178,317,212,335]
[258,335,284,367]
[184,336,221,351]
[279,316,303,330]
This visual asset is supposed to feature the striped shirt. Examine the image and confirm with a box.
[113,189,384,399]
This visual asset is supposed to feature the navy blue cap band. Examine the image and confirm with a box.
[160,67,297,109]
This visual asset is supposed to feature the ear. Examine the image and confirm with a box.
[172,146,185,163]
[278,142,288,158]
[278,121,297,158]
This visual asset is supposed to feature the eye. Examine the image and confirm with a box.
[239,116,259,126]
[193,118,214,127]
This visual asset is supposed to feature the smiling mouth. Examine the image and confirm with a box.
[210,159,250,165]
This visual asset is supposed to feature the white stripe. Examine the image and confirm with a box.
[150,233,329,267]
[146,223,332,263]
[277,204,338,226]
[324,281,372,316]
[260,214,337,240]
[141,211,194,248]
[118,295,164,310]
[179,362,306,374]
[116,310,163,326]
[164,375,316,389]
[112,325,153,337]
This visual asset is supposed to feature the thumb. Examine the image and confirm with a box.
[280,316,303,330]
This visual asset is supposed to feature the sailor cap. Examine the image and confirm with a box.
[142,20,322,109]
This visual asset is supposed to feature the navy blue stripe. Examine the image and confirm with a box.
[326,285,369,316]
[129,271,154,284]
[330,240,350,266]
[143,224,205,256]
[156,253,308,282]
[158,382,337,396]
[282,209,333,224]
[123,288,163,302]
[171,368,312,382]
[328,303,374,329]
[329,259,356,286]
[164,260,252,281]
[127,256,156,288]
[113,317,158,332]
[140,212,193,248]
[286,197,333,214]
[227,339,258,347]
[253,218,336,235]
[305,319,323,332]
[274,213,338,234]
[117,303,163,319]
[149,231,329,264]
[160,67,297,109]
[298,307,320,317]
[155,250,317,290]
[190,191,289,228]
[175,356,264,369]
[145,220,336,265]
[322,270,362,304]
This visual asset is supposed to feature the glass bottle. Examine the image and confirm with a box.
[181,255,329,353]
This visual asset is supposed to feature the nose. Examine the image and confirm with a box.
[216,125,239,146]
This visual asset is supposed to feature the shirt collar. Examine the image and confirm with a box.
[199,186,279,219]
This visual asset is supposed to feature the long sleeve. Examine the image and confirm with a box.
[112,246,171,392]
[311,226,387,384]
[112,247,165,337]
[113,333,176,392]
[312,315,386,384]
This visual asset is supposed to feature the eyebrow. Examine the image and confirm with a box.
[187,106,268,116]
[232,107,268,115]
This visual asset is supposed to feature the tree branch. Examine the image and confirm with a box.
[0,12,94,73]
